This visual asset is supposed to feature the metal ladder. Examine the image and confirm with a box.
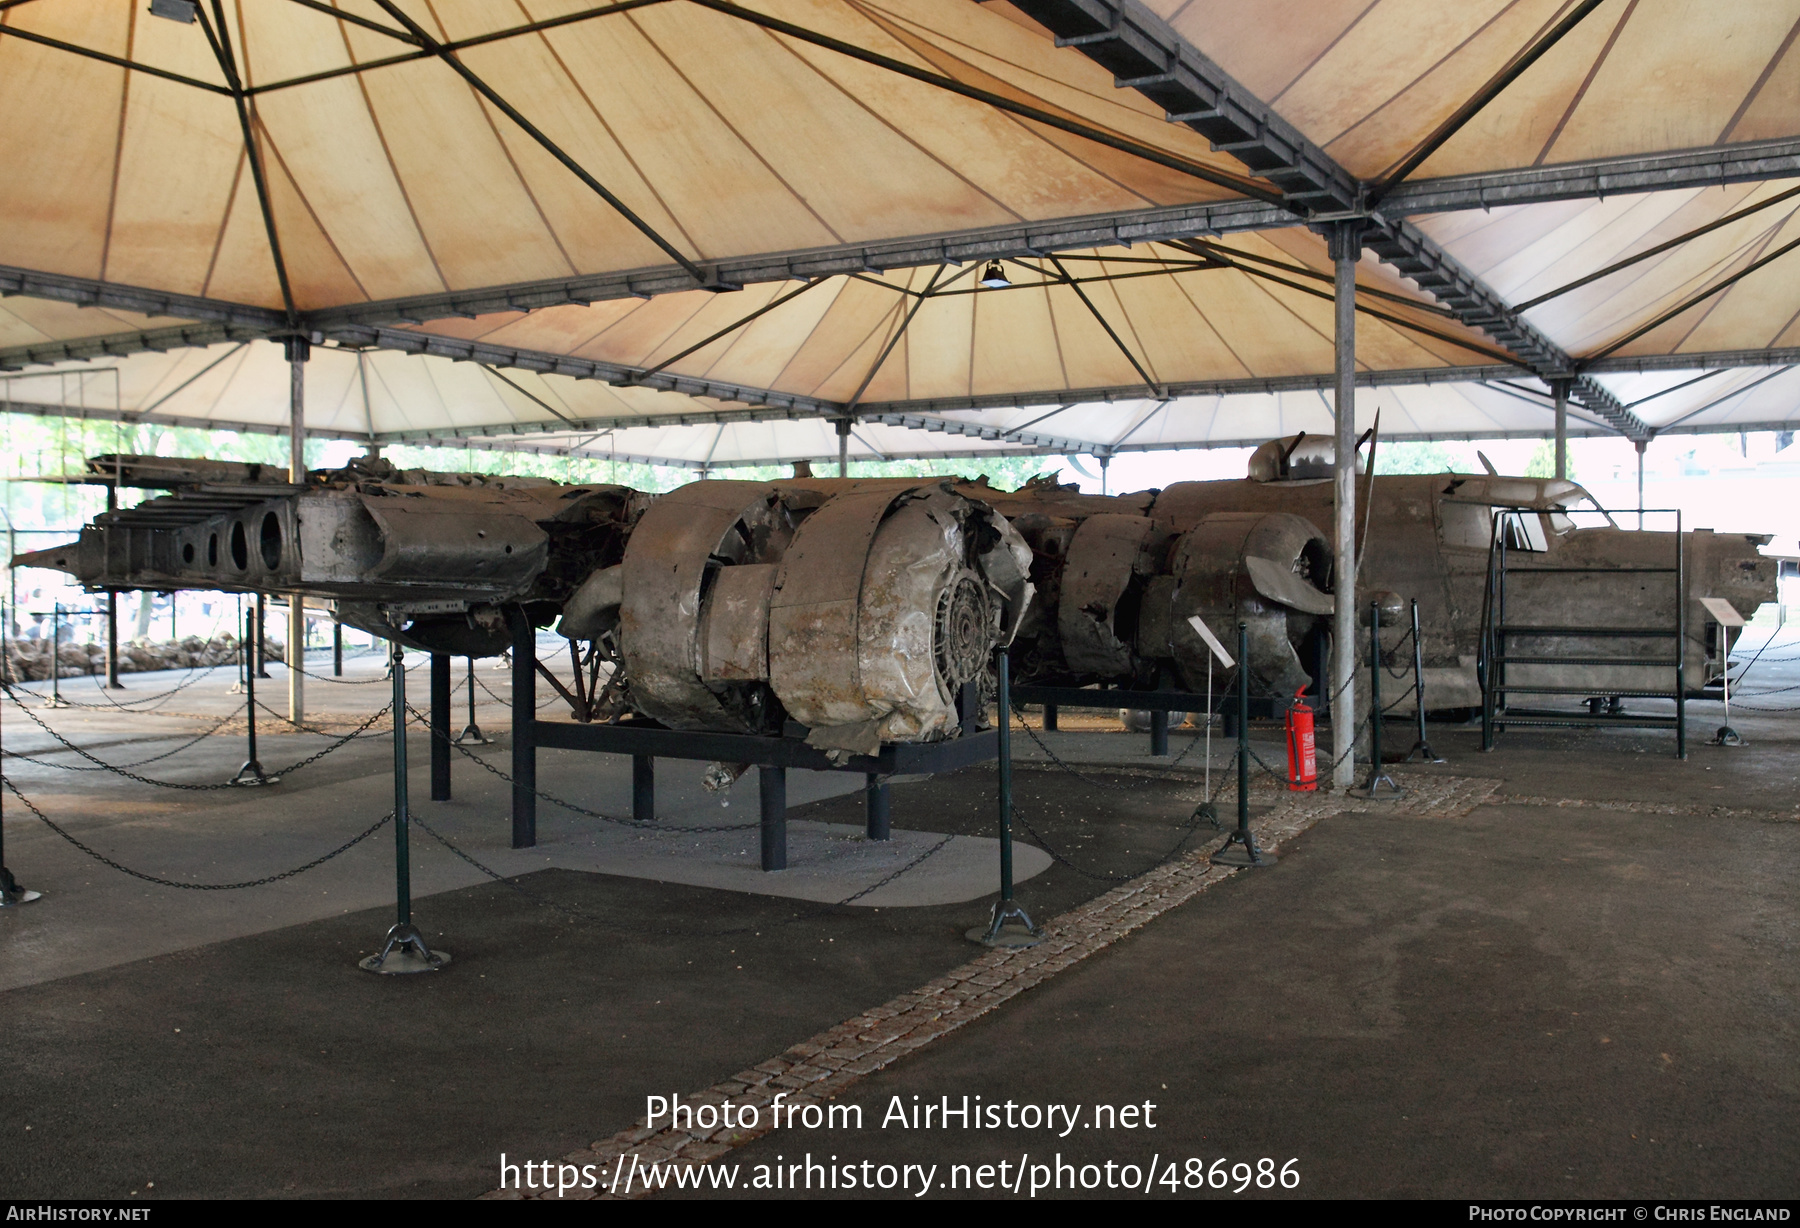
[1479,508,1686,758]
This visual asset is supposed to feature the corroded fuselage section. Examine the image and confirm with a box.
[19,449,1776,733]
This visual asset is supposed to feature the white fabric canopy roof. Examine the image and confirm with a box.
[0,0,1796,464]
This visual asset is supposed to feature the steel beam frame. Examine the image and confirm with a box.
[1002,0,1654,439]
[1381,138,1800,217]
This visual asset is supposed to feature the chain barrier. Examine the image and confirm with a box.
[2,774,392,890]
[404,703,760,834]
[411,811,956,939]
[1381,626,1419,680]
[7,709,240,772]
[1004,756,1229,884]
[70,662,217,710]
[295,664,393,685]
[472,670,562,711]
[1,685,392,790]
[253,695,393,741]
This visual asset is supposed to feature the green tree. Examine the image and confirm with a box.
[1374,441,1458,475]
[1522,440,1573,479]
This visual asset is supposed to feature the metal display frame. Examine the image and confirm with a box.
[485,611,1000,871]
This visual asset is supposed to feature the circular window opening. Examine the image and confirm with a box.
[229,521,248,571]
[208,533,219,567]
[182,542,196,564]
[259,512,282,570]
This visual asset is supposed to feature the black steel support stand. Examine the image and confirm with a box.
[1405,598,1444,764]
[1212,623,1276,868]
[1149,707,1169,756]
[455,657,493,745]
[865,773,891,841]
[104,486,122,690]
[105,590,123,689]
[360,641,449,974]
[759,766,786,871]
[0,687,41,906]
[254,594,270,678]
[632,755,654,823]
[230,608,276,786]
[1352,601,1405,799]
[46,604,68,708]
[230,597,246,695]
[1042,702,1058,732]
[332,622,343,676]
[508,608,536,849]
[429,653,451,802]
[976,652,1042,946]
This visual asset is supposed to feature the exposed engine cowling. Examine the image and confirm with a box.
[570,479,1033,752]
[1000,500,1334,697]
[1154,512,1333,695]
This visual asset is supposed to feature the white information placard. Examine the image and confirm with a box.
[1699,597,1746,628]
[1186,615,1236,668]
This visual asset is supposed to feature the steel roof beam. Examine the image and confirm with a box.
[301,198,1292,330]
[1005,0,1655,440]
[0,323,266,370]
[323,324,840,415]
[1583,346,1800,375]
[0,265,285,332]
[1382,137,1800,216]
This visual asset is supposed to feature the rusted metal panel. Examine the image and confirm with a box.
[1058,513,1152,678]
[620,481,786,732]
[701,563,776,682]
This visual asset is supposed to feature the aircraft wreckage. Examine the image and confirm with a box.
[20,442,1776,753]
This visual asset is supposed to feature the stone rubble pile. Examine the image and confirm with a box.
[1,634,286,681]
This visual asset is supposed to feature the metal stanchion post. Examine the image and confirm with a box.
[865,773,891,841]
[1212,623,1276,867]
[1405,598,1443,763]
[1352,601,1404,799]
[0,685,42,906]
[230,596,246,694]
[332,622,343,676]
[254,593,270,678]
[974,652,1042,947]
[229,607,276,786]
[429,653,452,801]
[508,608,536,849]
[361,641,450,974]
[105,590,123,689]
[455,656,492,744]
[47,604,68,708]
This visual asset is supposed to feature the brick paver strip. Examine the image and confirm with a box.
[485,772,1502,1199]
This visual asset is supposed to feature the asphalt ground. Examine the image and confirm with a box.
[1,631,1797,1201]
[0,764,1216,1200]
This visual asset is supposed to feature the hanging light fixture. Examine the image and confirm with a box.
[979,261,1011,289]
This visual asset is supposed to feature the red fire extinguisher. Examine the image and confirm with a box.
[1285,686,1317,792]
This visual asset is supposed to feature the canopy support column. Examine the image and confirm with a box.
[285,336,309,726]
[1328,221,1363,792]
[1553,378,1569,481]
[836,418,850,477]
[1636,439,1647,528]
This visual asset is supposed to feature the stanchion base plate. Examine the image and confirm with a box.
[968,901,1042,949]
[1193,800,1226,831]
[0,888,43,907]
[454,725,495,746]
[358,924,451,975]
[1347,773,1406,800]
[229,763,281,787]
[1711,726,1745,747]
[1209,844,1277,868]
[43,698,71,709]
[1404,741,1446,764]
